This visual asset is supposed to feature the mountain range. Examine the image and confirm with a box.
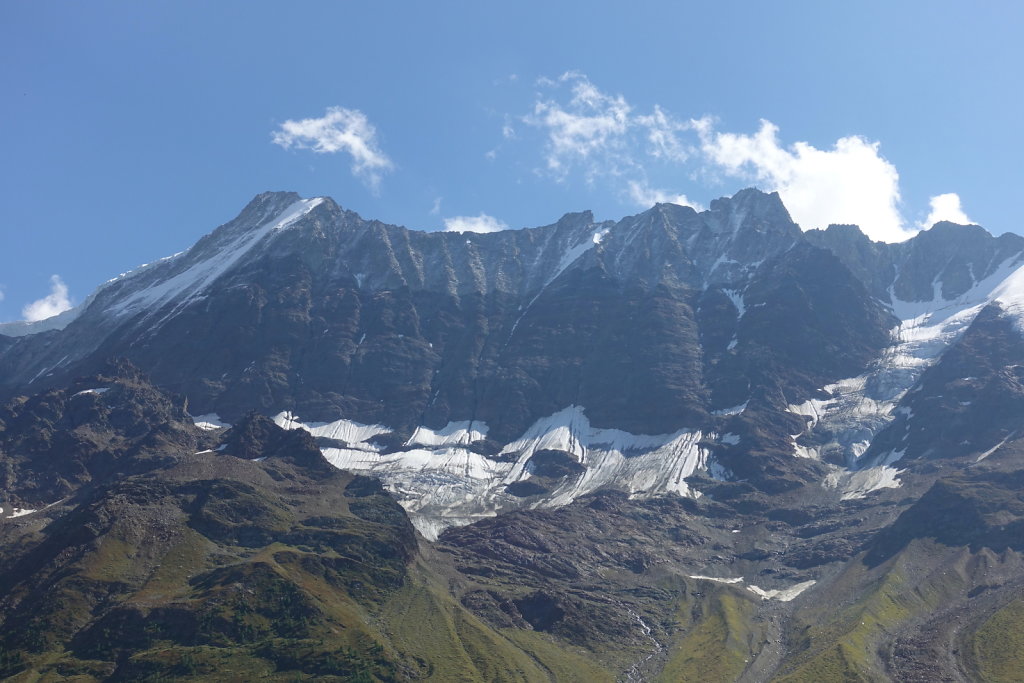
[2,188,1024,681]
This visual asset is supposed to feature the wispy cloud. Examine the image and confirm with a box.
[272,106,393,192]
[443,213,509,233]
[23,275,71,322]
[512,72,963,242]
[635,106,691,163]
[430,197,443,215]
[922,192,973,228]
[527,71,633,178]
[525,73,693,180]
[521,72,699,209]
[626,180,703,211]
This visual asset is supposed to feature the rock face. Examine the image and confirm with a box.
[0,189,909,532]
[4,188,1024,680]
[1,190,813,440]
[4,188,1024,536]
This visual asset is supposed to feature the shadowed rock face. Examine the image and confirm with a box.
[806,220,1024,302]
[3,188,1024,524]
[0,189,897,497]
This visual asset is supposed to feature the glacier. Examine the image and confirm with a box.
[274,405,713,539]
[788,252,1024,497]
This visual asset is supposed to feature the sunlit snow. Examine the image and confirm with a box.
[688,575,816,601]
[788,255,1024,472]
[73,387,109,397]
[277,405,711,540]
[823,465,903,500]
[107,198,324,321]
[405,421,489,447]
[191,413,231,431]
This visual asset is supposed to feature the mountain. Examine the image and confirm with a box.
[2,188,1024,681]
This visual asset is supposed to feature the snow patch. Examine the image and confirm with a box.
[712,401,747,416]
[707,459,733,481]
[992,263,1024,333]
[747,580,816,601]
[689,575,743,584]
[722,288,746,317]
[73,387,109,397]
[274,411,391,446]
[689,575,815,601]
[405,421,489,447]
[791,439,821,460]
[823,465,903,500]
[977,432,1016,462]
[191,413,231,431]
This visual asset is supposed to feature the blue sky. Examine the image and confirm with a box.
[2,1,1023,322]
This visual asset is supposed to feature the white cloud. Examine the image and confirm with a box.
[23,275,71,322]
[430,197,443,215]
[698,119,913,242]
[922,192,973,227]
[272,106,393,191]
[513,73,964,243]
[635,106,691,163]
[627,180,703,211]
[522,72,697,200]
[527,72,633,178]
[443,213,509,234]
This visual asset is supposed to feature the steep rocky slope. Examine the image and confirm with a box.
[0,190,912,534]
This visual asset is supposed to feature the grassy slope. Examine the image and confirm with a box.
[657,589,761,682]
[971,598,1024,682]
[775,542,979,682]
[378,560,612,682]
[0,492,626,682]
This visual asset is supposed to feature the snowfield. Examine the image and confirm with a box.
[275,405,714,539]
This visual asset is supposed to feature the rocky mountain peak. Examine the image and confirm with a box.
[219,413,334,475]
[708,187,792,227]
[806,217,1024,304]
[551,209,595,229]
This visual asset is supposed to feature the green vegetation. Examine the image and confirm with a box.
[972,598,1024,682]
[0,464,416,681]
[380,563,553,681]
[777,542,967,682]
[658,588,759,682]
